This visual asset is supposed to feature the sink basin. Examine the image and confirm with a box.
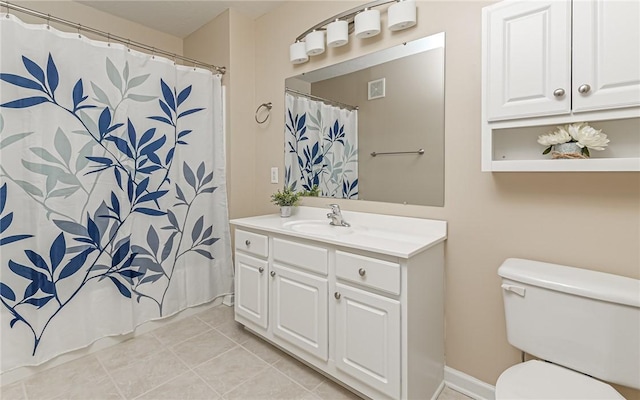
[282,219,356,238]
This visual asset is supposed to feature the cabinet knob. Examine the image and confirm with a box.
[578,84,591,94]
[258,267,264,273]
[553,88,565,97]
[245,239,251,246]
[334,292,341,300]
[270,271,276,277]
[358,268,366,277]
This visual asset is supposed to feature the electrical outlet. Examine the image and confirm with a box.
[270,167,279,184]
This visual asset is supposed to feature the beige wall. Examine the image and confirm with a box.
[253,1,640,397]
[12,1,182,55]
[184,8,257,220]
[312,49,445,205]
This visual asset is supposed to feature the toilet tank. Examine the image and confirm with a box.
[498,258,640,390]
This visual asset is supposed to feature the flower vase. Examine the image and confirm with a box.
[552,142,587,159]
[280,206,292,218]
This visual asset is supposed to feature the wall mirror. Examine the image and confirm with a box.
[284,32,445,206]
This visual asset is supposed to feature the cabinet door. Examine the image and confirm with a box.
[334,283,400,399]
[235,253,268,329]
[484,0,571,121]
[271,263,328,361]
[573,0,640,112]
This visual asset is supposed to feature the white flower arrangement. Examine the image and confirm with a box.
[537,122,609,157]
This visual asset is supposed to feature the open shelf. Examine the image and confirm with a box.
[490,158,640,172]
[483,116,640,172]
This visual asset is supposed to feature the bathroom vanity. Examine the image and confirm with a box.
[230,207,447,400]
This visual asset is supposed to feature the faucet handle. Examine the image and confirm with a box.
[328,204,341,213]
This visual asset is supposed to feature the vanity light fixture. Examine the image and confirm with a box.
[327,19,349,47]
[305,30,325,56]
[289,0,418,64]
[289,41,309,64]
[388,0,417,31]
[354,8,381,38]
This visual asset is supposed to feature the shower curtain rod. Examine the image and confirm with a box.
[0,1,226,75]
[285,88,358,111]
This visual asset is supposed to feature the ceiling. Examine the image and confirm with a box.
[76,1,284,38]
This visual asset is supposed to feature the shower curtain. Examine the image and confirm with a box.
[284,93,358,199]
[0,15,233,372]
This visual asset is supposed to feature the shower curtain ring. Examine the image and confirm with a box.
[127,38,131,52]
[152,47,155,59]
[255,102,273,124]
[5,2,9,18]
[46,13,50,29]
[107,33,111,46]
[77,23,81,38]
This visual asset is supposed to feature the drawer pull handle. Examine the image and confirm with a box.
[270,271,276,277]
[553,88,565,97]
[258,267,264,273]
[334,292,341,300]
[245,239,251,246]
[578,84,591,94]
[358,268,366,277]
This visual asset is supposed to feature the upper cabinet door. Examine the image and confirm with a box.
[484,0,571,121]
[572,0,640,112]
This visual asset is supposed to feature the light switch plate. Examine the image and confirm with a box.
[270,167,278,184]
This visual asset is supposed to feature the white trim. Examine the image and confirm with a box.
[432,380,446,400]
[223,294,234,306]
[445,366,496,400]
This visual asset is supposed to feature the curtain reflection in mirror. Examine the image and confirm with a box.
[284,93,359,199]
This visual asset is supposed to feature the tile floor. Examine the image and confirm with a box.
[0,305,473,400]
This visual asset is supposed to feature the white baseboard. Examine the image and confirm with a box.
[432,380,446,400]
[445,366,496,400]
[223,294,234,306]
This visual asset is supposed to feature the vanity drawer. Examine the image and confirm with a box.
[336,251,400,295]
[235,230,268,258]
[273,238,328,275]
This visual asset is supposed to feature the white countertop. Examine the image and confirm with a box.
[230,207,447,258]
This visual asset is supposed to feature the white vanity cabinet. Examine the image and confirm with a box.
[234,231,269,329]
[333,251,402,398]
[271,237,329,362]
[230,207,447,400]
[482,0,640,171]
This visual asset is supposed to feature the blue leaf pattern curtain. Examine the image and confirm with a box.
[284,93,358,198]
[0,15,233,371]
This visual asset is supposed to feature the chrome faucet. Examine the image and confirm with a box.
[327,204,350,227]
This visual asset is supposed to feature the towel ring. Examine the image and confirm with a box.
[255,102,272,124]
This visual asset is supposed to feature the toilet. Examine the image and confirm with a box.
[496,258,640,399]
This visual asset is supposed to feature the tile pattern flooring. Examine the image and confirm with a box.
[1,305,473,400]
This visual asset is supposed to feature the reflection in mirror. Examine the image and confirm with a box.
[285,32,445,206]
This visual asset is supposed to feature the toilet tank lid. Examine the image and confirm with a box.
[498,258,640,308]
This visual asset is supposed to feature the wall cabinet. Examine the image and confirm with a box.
[482,0,640,171]
[231,215,445,400]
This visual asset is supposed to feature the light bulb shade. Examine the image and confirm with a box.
[289,42,308,64]
[327,20,349,47]
[388,0,417,31]
[355,9,381,39]
[305,30,325,56]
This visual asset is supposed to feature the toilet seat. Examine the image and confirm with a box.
[495,360,624,400]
